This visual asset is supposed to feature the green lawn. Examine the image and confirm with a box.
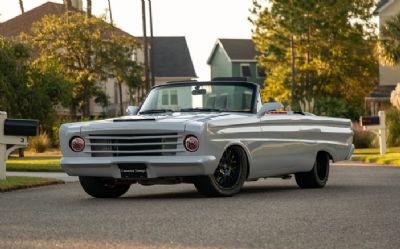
[0,176,64,192]
[352,147,400,166]
[6,157,63,172]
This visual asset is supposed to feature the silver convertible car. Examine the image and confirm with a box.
[60,80,354,198]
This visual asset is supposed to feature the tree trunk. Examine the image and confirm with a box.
[87,0,92,18]
[19,0,24,14]
[84,97,90,117]
[107,0,113,25]
[118,82,123,116]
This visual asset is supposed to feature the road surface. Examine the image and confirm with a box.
[1,164,399,249]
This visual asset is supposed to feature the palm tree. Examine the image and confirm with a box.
[379,12,400,66]
[19,0,24,14]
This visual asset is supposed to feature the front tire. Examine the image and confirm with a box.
[79,176,130,198]
[194,146,248,197]
[295,152,330,188]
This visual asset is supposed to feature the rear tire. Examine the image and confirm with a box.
[79,176,130,198]
[295,152,330,188]
[194,146,248,197]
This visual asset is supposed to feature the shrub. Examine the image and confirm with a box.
[29,133,50,153]
[386,108,400,147]
[353,129,376,148]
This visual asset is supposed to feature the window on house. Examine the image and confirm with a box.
[240,64,252,77]
[257,66,266,78]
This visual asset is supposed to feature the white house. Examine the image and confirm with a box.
[366,0,400,115]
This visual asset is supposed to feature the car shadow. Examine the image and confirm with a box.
[80,184,306,201]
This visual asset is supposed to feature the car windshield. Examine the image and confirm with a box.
[139,83,255,114]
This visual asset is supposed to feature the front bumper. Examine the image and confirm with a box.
[61,155,217,179]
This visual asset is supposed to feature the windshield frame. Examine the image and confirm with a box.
[137,81,259,114]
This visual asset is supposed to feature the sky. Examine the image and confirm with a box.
[0,0,256,80]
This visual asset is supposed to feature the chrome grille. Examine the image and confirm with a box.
[85,133,183,157]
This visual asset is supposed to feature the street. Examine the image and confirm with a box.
[0,164,399,249]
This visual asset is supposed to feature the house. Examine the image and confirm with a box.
[366,0,400,115]
[0,1,196,116]
[207,38,265,85]
[140,36,197,85]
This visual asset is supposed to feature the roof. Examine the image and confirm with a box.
[365,85,396,101]
[373,0,392,15]
[207,38,258,64]
[0,3,196,78]
[0,1,134,39]
[140,36,197,78]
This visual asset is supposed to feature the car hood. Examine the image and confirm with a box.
[78,113,230,134]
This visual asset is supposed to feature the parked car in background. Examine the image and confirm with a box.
[60,80,354,198]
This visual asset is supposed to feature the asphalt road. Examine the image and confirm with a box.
[0,164,399,249]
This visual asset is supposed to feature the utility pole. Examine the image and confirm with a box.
[19,0,24,14]
[87,0,92,17]
[148,0,155,87]
[290,34,296,110]
[141,0,150,91]
[107,0,113,25]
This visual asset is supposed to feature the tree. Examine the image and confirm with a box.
[28,12,142,117]
[250,0,378,119]
[379,12,400,66]
[0,37,71,130]
[109,42,144,114]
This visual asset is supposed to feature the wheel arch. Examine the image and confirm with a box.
[317,150,334,162]
[222,141,252,179]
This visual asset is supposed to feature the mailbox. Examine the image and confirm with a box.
[360,116,380,126]
[360,111,386,155]
[4,119,38,136]
[0,112,38,180]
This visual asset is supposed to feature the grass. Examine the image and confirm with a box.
[352,147,400,166]
[6,157,63,172]
[0,176,64,192]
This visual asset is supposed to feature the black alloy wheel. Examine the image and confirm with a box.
[213,147,242,188]
[194,146,248,197]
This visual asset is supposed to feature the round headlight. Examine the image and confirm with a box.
[184,135,199,152]
[69,136,85,152]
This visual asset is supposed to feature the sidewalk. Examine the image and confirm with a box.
[333,161,397,167]
[6,172,78,182]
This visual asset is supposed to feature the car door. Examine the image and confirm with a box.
[251,114,312,177]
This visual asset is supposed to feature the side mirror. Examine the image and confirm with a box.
[126,106,139,116]
[257,102,284,117]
